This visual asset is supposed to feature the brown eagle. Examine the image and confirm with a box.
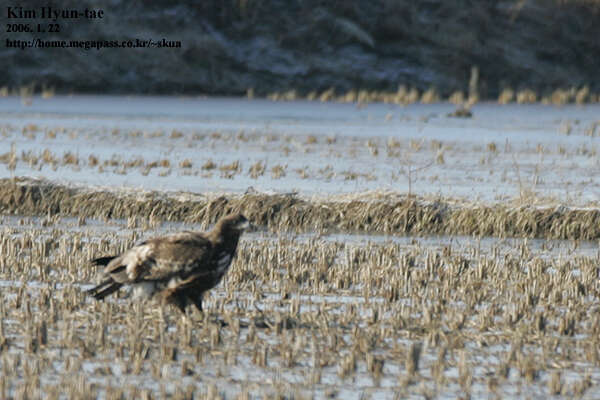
[87,213,250,313]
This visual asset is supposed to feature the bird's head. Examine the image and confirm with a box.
[217,213,252,233]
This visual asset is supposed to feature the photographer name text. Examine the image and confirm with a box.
[7,6,104,21]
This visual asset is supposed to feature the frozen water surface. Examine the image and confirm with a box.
[1,95,599,204]
[1,97,600,398]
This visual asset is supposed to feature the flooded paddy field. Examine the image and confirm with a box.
[0,216,600,398]
[1,95,600,204]
[1,95,600,398]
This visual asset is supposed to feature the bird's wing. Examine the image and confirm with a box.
[103,231,212,283]
[142,231,213,281]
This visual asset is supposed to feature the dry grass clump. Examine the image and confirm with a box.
[41,149,57,164]
[448,91,465,105]
[88,155,99,167]
[294,167,310,179]
[342,170,376,181]
[179,159,193,169]
[170,129,184,139]
[267,86,432,105]
[145,159,171,170]
[248,161,265,178]
[575,86,590,104]
[4,177,600,240]
[219,160,241,178]
[201,159,217,170]
[45,129,57,139]
[0,146,17,167]
[271,164,286,179]
[420,88,440,104]
[22,124,38,136]
[41,85,55,99]
[319,87,336,102]
[62,152,79,166]
[498,88,515,104]
[305,135,318,145]
[516,89,537,104]
[20,151,39,168]
[258,82,599,105]
[584,121,600,137]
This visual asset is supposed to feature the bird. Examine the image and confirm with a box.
[87,213,250,313]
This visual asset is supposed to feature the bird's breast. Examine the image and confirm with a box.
[215,252,232,275]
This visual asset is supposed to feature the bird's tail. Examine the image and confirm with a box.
[87,278,122,300]
[86,255,122,300]
[91,256,116,267]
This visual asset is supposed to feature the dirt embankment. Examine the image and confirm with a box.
[3,1,600,99]
[2,178,600,240]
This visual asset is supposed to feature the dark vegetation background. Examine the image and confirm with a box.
[3,0,600,99]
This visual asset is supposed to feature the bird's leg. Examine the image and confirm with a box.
[175,299,186,313]
[158,304,169,333]
[191,294,204,314]
[161,287,183,314]
[181,305,192,326]
[164,289,187,314]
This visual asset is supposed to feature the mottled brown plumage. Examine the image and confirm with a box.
[87,213,250,313]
